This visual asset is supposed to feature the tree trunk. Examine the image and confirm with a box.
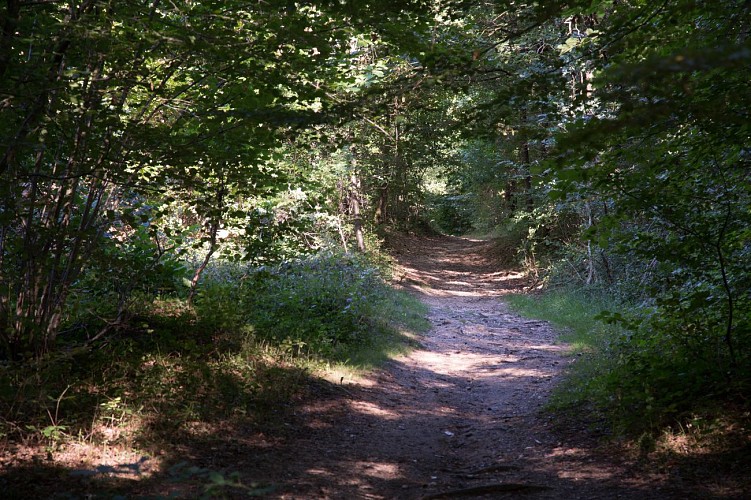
[350,172,366,253]
[519,110,533,212]
[521,141,533,212]
[584,201,596,285]
[505,180,517,213]
[188,219,220,307]
[374,183,388,225]
[188,178,226,306]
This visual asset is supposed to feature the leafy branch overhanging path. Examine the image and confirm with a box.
[261,235,687,499]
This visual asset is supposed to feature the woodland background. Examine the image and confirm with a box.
[0,0,749,489]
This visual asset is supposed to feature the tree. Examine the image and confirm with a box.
[0,0,434,359]
[547,0,751,366]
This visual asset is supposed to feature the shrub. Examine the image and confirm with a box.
[244,253,387,357]
[508,286,751,435]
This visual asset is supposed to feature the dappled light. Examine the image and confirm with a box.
[1,0,748,497]
[203,234,708,498]
[2,234,746,498]
[393,236,531,298]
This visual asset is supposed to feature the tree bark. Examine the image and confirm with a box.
[350,172,366,253]
[374,183,388,225]
[521,141,533,212]
[584,201,596,285]
[188,180,226,306]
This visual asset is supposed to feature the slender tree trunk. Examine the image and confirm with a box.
[584,201,596,285]
[519,110,533,213]
[188,179,226,306]
[716,210,737,368]
[521,142,533,212]
[336,215,349,253]
[350,172,366,253]
[188,219,220,307]
[504,180,517,213]
[374,183,388,225]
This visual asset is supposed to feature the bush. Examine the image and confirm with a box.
[187,250,415,359]
[244,253,388,357]
[424,193,475,235]
[60,225,187,348]
[508,286,751,435]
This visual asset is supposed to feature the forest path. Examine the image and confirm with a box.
[251,235,681,499]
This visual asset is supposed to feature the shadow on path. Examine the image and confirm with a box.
[2,235,738,499]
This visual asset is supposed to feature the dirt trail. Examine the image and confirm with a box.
[250,235,686,499]
[0,236,739,498]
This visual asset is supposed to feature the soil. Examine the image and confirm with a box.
[197,234,730,499]
[3,235,748,499]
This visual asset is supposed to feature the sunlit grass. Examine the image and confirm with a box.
[505,288,622,353]
[504,287,627,418]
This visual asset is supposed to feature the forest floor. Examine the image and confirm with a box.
[153,234,735,499]
[2,235,747,498]
[224,234,741,499]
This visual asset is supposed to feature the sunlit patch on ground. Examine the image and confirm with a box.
[348,400,401,420]
[353,460,401,479]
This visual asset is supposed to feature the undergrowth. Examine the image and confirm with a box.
[505,287,622,352]
[505,288,622,423]
[0,251,428,457]
[507,285,751,499]
[506,287,750,439]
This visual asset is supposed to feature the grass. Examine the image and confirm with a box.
[510,287,748,432]
[322,291,429,384]
[505,286,751,483]
[504,287,623,353]
[504,286,628,430]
